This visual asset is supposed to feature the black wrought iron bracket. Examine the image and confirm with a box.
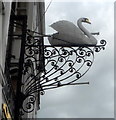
[18,30,106,116]
[7,15,106,119]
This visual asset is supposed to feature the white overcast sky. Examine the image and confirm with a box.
[37,0,114,118]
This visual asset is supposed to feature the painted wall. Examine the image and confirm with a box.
[0,1,12,119]
[1,2,12,70]
[0,1,3,70]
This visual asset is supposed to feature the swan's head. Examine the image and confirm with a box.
[79,18,91,24]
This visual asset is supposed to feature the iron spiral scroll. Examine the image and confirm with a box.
[19,35,106,115]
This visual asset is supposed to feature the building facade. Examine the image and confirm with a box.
[0,1,45,119]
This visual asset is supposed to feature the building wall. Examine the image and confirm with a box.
[0,3,2,117]
[0,1,45,119]
[0,66,3,118]
[0,1,13,119]
[1,2,12,70]
[0,4,3,116]
[1,1,45,119]
[0,2,2,68]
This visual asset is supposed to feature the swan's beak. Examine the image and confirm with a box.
[86,19,91,24]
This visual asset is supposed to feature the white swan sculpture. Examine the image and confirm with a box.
[48,18,98,46]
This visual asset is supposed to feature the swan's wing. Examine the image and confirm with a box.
[49,20,95,45]
[48,33,72,45]
[50,20,82,35]
[48,32,91,45]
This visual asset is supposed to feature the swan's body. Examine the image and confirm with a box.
[48,18,97,45]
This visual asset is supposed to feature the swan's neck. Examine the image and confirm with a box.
[77,19,97,45]
[77,20,91,38]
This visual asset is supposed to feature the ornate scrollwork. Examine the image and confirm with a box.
[19,94,36,116]
[19,35,106,116]
[22,95,36,113]
[41,46,94,89]
[94,39,106,52]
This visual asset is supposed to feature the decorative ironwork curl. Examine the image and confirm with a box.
[94,39,106,52]
[22,95,36,113]
[19,94,36,116]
